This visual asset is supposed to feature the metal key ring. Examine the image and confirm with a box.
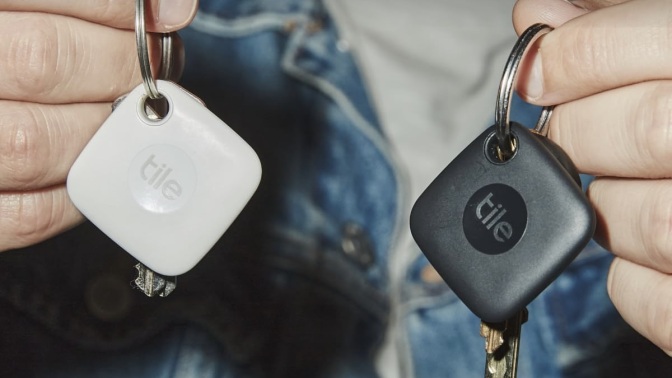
[158,33,175,80]
[112,30,176,112]
[136,0,163,99]
[495,23,553,160]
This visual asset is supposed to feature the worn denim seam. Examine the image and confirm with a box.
[396,285,462,378]
[261,225,389,319]
[280,26,413,376]
[192,7,412,376]
[190,10,309,37]
[281,17,407,274]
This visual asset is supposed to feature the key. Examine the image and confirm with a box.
[133,263,176,297]
[481,309,528,378]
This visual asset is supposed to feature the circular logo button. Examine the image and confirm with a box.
[462,184,527,255]
[129,145,197,213]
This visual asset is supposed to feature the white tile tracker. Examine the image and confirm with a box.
[68,81,262,276]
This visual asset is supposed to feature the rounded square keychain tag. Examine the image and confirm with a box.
[67,80,262,276]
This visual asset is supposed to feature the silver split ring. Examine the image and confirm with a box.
[158,32,177,80]
[495,23,553,160]
[136,0,159,99]
[136,0,178,99]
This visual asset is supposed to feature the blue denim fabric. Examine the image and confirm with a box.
[1,0,671,377]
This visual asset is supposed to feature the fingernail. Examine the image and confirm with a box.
[158,0,197,29]
[522,52,544,101]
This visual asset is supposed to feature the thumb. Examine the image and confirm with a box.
[0,0,198,32]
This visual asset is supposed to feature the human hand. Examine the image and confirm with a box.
[0,0,197,251]
[513,0,672,355]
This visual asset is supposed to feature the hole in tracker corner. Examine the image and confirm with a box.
[485,131,518,164]
[142,95,170,121]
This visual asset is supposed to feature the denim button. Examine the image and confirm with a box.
[341,222,375,268]
[85,274,133,322]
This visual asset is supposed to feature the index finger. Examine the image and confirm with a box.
[513,0,670,105]
[0,0,198,32]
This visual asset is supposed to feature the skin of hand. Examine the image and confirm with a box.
[514,0,672,356]
[0,0,198,252]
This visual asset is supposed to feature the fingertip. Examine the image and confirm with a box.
[604,257,638,321]
[516,40,545,103]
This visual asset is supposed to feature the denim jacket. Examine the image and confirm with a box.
[1,1,670,377]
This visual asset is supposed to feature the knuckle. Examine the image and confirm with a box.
[636,82,672,164]
[0,105,48,186]
[0,191,59,249]
[644,185,672,269]
[5,16,63,97]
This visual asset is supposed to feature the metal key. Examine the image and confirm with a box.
[481,308,528,378]
[133,263,176,297]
